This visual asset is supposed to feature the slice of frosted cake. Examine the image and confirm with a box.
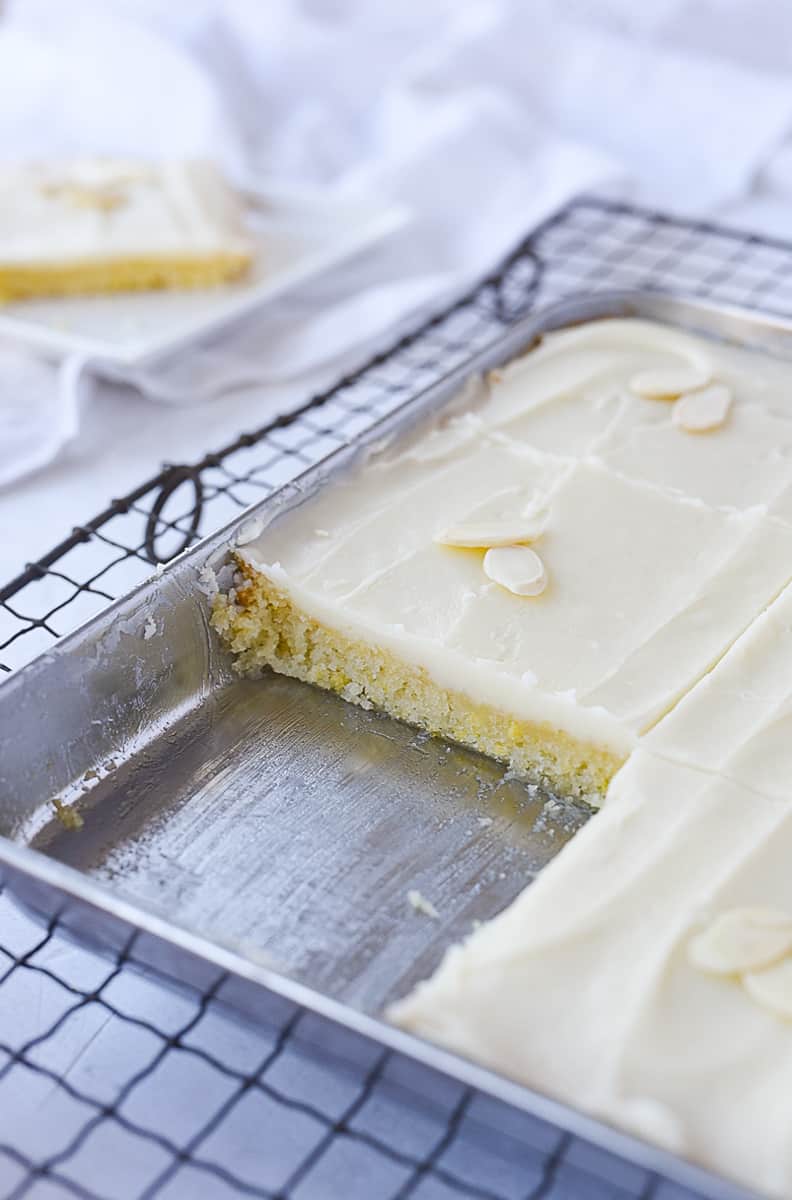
[212,318,792,803]
[0,159,252,301]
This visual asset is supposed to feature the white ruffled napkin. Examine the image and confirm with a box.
[3,0,792,487]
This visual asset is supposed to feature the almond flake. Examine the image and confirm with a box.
[744,958,792,1020]
[483,545,547,597]
[630,366,711,400]
[688,907,792,974]
[435,512,546,549]
[672,384,732,433]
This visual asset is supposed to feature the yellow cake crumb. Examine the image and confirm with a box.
[0,254,250,302]
[211,558,623,804]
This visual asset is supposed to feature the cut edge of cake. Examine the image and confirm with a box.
[211,558,625,805]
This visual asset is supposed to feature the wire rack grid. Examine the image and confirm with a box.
[1,194,787,1199]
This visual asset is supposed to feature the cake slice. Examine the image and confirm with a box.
[0,159,252,301]
[212,319,792,804]
[389,750,792,1198]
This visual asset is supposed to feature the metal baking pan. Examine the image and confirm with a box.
[1,289,783,1200]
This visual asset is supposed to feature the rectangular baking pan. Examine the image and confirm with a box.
[1,289,783,1200]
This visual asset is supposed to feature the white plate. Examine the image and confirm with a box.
[0,191,409,368]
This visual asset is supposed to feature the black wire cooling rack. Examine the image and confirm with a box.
[2,194,787,1198]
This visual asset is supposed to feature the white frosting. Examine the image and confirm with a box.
[0,159,251,264]
[646,580,792,800]
[391,752,792,1197]
[240,318,792,756]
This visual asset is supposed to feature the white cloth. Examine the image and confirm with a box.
[2,0,792,567]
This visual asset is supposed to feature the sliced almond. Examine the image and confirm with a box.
[688,907,792,974]
[435,513,546,549]
[744,957,792,1020]
[629,366,711,400]
[672,383,732,433]
[483,545,547,596]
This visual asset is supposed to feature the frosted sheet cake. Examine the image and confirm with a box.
[0,159,252,301]
[212,315,792,1194]
[212,318,792,803]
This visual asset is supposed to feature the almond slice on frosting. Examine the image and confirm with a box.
[688,907,792,975]
[629,366,711,400]
[744,957,792,1021]
[437,497,548,549]
[672,383,732,433]
[483,545,547,596]
[435,513,546,548]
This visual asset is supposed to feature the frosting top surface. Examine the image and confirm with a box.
[646,579,792,800]
[241,318,792,748]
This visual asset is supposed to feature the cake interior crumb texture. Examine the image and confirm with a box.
[0,254,251,300]
[211,563,621,803]
[211,317,792,1198]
